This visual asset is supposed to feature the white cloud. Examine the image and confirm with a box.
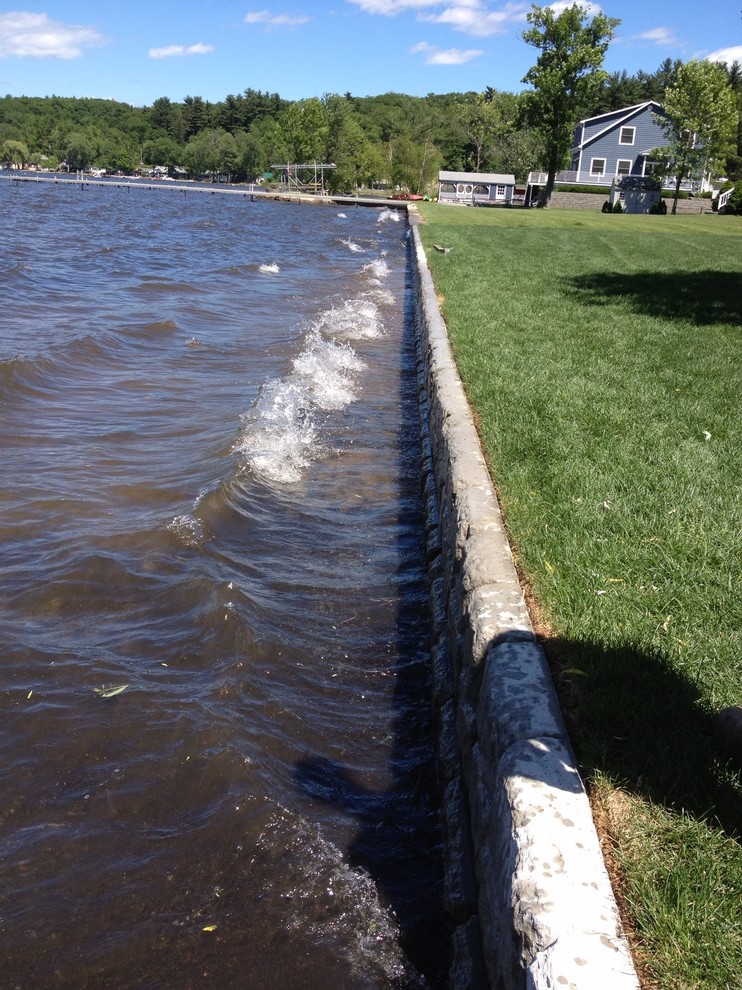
[634,26,680,46]
[0,11,107,59]
[420,0,528,38]
[547,1,603,15]
[706,45,742,66]
[349,0,444,13]
[244,10,311,26]
[148,43,215,59]
[350,0,528,36]
[411,40,483,63]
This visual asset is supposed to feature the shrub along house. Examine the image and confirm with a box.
[526,101,714,209]
[437,171,517,206]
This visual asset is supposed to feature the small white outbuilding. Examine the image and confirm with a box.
[437,170,517,206]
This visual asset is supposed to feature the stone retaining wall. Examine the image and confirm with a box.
[409,211,640,990]
[549,190,710,213]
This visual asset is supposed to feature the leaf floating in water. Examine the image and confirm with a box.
[202,925,217,932]
[94,684,129,698]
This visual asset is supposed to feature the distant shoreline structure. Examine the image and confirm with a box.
[1,171,407,211]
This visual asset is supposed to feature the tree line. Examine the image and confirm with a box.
[1,58,741,194]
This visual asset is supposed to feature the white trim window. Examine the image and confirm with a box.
[619,126,636,145]
[616,159,632,176]
[496,184,506,198]
[590,157,607,177]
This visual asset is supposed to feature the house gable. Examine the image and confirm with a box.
[571,102,668,180]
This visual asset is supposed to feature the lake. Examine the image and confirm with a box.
[0,178,445,989]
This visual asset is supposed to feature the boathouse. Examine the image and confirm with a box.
[437,170,516,206]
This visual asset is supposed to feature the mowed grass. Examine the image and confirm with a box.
[416,204,742,989]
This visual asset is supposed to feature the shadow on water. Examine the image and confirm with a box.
[543,636,742,841]
[294,254,448,989]
[562,270,742,326]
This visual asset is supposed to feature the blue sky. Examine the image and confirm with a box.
[0,1,740,106]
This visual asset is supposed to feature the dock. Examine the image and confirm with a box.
[3,172,408,210]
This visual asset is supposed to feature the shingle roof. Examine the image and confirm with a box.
[439,171,516,184]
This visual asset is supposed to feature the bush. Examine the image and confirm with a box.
[557,184,611,195]
[601,200,612,213]
[613,200,623,213]
[649,199,668,215]
[724,179,742,215]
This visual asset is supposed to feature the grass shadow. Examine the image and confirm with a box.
[563,270,742,326]
[543,636,742,841]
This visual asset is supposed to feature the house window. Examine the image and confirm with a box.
[616,159,632,176]
[496,185,506,197]
[590,158,606,177]
[619,126,636,145]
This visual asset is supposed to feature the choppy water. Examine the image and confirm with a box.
[0,179,445,988]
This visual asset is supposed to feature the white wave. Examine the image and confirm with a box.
[316,298,383,341]
[235,379,318,485]
[361,258,390,281]
[258,262,280,273]
[377,207,401,223]
[168,514,205,546]
[367,287,395,306]
[339,237,364,253]
[255,808,425,988]
[337,212,347,218]
[293,331,364,411]
[234,295,383,483]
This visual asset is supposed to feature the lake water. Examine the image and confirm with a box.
[0,178,445,989]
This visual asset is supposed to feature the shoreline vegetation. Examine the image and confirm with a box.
[2,56,740,197]
[416,203,741,990]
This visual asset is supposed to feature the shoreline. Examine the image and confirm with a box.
[408,205,640,990]
[2,172,408,210]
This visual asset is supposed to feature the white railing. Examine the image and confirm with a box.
[527,170,697,192]
[717,187,734,212]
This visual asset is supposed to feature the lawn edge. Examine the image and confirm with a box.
[409,206,641,990]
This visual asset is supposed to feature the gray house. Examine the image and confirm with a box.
[437,171,516,206]
[569,101,668,184]
[527,101,712,205]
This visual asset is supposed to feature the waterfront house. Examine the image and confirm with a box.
[526,101,713,207]
[570,101,668,185]
[437,171,516,206]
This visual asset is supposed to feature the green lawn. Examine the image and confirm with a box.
[416,204,742,990]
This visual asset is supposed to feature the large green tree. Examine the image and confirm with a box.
[452,90,521,173]
[183,128,238,179]
[325,95,383,192]
[64,132,96,171]
[522,3,620,206]
[279,98,328,163]
[653,59,739,213]
[721,59,742,179]
[1,139,30,168]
